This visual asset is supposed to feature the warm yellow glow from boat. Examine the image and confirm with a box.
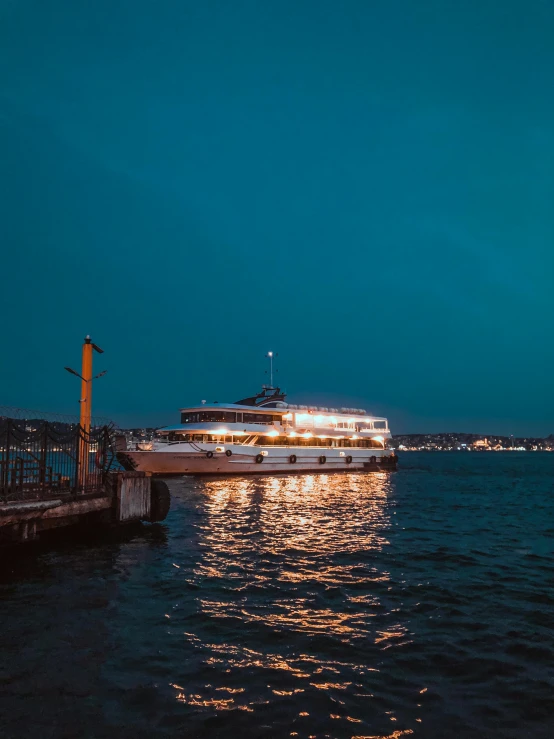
[312,414,338,426]
[289,431,297,437]
[372,435,385,445]
[233,431,246,435]
[283,413,293,420]
[267,430,279,437]
[352,434,358,440]
[296,413,310,423]
[303,432,313,438]
[214,428,228,434]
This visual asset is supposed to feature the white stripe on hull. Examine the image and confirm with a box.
[118,448,395,476]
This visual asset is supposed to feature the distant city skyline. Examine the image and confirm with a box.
[1,1,553,435]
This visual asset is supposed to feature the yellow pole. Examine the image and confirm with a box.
[80,336,93,434]
[79,336,94,487]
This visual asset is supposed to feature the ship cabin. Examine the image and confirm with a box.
[158,387,391,450]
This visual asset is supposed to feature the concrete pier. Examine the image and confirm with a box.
[0,472,170,546]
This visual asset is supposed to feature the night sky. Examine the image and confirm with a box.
[1,1,553,435]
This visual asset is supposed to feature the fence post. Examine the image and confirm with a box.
[74,427,82,494]
[39,422,48,488]
[17,457,24,497]
[3,419,11,495]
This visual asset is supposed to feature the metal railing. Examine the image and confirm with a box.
[0,417,117,503]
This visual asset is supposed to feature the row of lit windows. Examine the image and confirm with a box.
[259,436,383,448]
[167,433,383,448]
[179,412,387,431]
[180,411,276,424]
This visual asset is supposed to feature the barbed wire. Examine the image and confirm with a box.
[0,405,118,428]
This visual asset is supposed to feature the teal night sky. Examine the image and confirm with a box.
[1,1,553,434]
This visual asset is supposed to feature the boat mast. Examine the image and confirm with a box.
[266,351,274,389]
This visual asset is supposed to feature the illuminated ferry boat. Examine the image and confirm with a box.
[118,380,398,476]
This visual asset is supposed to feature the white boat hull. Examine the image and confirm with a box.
[117,445,397,476]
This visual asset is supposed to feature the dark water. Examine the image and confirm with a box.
[1,453,553,738]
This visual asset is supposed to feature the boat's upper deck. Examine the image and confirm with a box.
[158,398,390,440]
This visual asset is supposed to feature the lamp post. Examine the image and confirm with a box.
[64,336,106,488]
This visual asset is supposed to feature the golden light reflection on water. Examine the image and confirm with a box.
[169,472,418,730]
[194,473,395,640]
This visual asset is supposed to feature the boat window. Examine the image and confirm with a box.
[243,413,275,424]
[373,421,387,429]
[181,411,237,424]
[168,432,188,442]
[169,432,210,442]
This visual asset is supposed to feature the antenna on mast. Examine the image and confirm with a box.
[265,351,277,389]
